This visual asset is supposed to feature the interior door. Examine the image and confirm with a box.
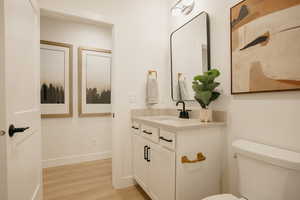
[133,135,149,191]
[148,143,176,200]
[0,0,42,200]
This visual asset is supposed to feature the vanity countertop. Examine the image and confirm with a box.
[132,115,225,131]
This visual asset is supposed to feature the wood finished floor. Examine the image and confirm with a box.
[43,159,150,200]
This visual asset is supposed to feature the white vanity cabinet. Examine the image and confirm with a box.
[148,142,176,200]
[132,133,176,200]
[131,120,223,200]
[132,134,149,190]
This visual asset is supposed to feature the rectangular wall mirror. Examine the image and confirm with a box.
[171,12,210,101]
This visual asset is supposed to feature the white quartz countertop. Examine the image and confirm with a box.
[132,115,225,131]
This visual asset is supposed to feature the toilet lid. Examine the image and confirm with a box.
[202,194,240,200]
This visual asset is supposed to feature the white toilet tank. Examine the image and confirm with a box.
[233,140,300,200]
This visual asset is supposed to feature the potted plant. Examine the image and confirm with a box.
[192,69,221,122]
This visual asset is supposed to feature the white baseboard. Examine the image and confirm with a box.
[43,151,112,168]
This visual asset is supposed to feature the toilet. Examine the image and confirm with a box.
[203,139,300,200]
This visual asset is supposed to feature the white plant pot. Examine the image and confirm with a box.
[199,108,213,122]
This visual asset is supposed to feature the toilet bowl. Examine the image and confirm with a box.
[202,140,300,200]
[202,194,246,200]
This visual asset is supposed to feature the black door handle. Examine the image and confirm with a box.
[159,136,173,143]
[143,130,152,135]
[9,125,30,137]
[146,146,151,162]
[144,145,148,160]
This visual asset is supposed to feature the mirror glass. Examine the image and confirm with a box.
[171,12,210,101]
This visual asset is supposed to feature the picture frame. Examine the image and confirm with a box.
[40,40,73,118]
[78,47,112,117]
[230,0,300,94]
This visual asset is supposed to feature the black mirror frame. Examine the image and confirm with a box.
[170,11,211,102]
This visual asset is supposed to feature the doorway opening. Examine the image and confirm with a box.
[39,9,123,199]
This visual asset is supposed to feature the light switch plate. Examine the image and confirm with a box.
[128,93,137,104]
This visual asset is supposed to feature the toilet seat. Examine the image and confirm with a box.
[202,194,244,200]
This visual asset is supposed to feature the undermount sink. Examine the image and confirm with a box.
[150,116,182,121]
[149,116,199,125]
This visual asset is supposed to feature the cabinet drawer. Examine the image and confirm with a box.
[141,124,159,143]
[131,121,140,135]
[159,130,176,150]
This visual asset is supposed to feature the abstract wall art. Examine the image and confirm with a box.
[78,47,112,117]
[40,40,73,118]
[231,0,300,94]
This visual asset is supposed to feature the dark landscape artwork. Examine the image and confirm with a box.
[41,83,65,104]
[40,40,73,118]
[85,53,111,105]
[86,88,111,104]
[231,0,300,94]
[40,47,66,104]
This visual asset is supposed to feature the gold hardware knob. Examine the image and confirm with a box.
[181,153,206,164]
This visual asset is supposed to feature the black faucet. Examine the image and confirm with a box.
[176,100,191,119]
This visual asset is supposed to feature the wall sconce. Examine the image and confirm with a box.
[171,0,195,16]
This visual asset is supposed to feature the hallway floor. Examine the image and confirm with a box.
[43,159,150,200]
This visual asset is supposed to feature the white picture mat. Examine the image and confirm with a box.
[40,44,70,115]
[81,50,111,114]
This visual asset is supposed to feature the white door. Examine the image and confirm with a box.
[0,0,42,200]
[148,143,176,200]
[133,135,149,191]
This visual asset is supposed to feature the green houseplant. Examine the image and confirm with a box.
[192,69,221,122]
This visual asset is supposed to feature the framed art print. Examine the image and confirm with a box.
[231,0,300,94]
[78,47,112,117]
[40,40,73,118]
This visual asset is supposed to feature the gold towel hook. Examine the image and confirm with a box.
[178,73,183,80]
[148,70,158,80]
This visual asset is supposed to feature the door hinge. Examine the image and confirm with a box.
[0,130,6,136]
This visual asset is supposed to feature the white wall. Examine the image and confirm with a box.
[40,16,113,168]
[170,0,300,195]
[39,0,171,188]
[39,0,300,194]
[108,0,171,188]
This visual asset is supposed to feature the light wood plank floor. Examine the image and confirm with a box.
[43,159,150,200]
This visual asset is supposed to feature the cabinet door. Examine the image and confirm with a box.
[148,143,176,200]
[133,135,149,191]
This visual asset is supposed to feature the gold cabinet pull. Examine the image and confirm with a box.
[181,153,206,164]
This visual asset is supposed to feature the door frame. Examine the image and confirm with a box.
[39,6,119,187]
[0,0,7,198]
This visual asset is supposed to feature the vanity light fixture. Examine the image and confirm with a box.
[171,7,182,16]
[171,0,195,16]
[181,0,194,6]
